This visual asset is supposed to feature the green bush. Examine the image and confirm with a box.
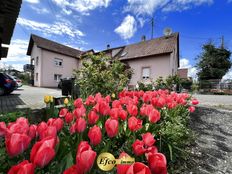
[74,53,133,98]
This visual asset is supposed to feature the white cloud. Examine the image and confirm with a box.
[17,17,85,38]
[52,0,112,15]
[24,0,40,4]
[0,39,30,71]
[222,68,232,81]
[124,0,213,16]
[125,0,168,16]
[30,6,49,14]
[179,58,198,79]
[114,15,137,40]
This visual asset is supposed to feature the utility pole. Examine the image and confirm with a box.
[151,17,154,39]
[221,35,224,49]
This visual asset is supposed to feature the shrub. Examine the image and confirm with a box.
[0,90,199,173]
[74,53,133,99]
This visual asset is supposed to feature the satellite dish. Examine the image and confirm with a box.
[163,28,173,36]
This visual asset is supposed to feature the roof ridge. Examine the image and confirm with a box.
[31,34,82,52]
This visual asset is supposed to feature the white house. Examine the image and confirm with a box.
[27,34,82,87]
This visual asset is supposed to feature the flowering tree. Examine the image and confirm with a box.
[0,90,199,173]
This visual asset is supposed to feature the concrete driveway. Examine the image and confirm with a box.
[0,85,62,113]
[193,94,232,109]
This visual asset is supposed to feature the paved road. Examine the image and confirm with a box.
[0,85,61,113]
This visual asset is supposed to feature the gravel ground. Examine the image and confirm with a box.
[187,107,232,174]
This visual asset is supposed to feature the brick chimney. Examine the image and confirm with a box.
[141,35,146,42]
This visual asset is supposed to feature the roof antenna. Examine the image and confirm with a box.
[151,17,154,39]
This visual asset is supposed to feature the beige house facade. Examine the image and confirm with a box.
[27,33,179,88]
[99,33,179,87]
[27,35,82,87]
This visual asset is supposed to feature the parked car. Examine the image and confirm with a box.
[0,73,17,95]
[8,75,23,88]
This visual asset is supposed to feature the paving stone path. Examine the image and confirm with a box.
[188,107,232,174]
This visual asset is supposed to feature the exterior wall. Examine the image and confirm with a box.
[31,44,42,87]
[39,50,79,87]
[124,54,171,86]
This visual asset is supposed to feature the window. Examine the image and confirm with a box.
[142,67,150,80]
[54,74,62,82]
[54,58,63,67]
[35,73,38,81]
[36,56,39,66]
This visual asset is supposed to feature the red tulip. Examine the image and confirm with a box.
[63,165,79,174]
[156,97,166,108]
[132,140,146,156]
[148,153,167,174]
[65,112,74,123]
[52,118,64,132]
[140,104,147,116]
[0,122,6,137]
[85,95,95,106]
[39,126,57,140]
[99,100,110,116]
[142,133,155,147]
[7,118,29,135]
[112,100,122,109]
[8,160,35,174]
[148,109,160,123]
[37,122,48,136]
[30,136,56,168]
[117,152,131,174]
[77,141,91,154]
[75,118,86,133]
[127,104,138,116]
[142,92,151,103]
[110,108,120,119]
[59,108,68,117]
[29,124,37,139]
[119,109,127,120]
[88,125,102,146]
[76,141,97,173]
[192,99,199,105]
[69,123,76,134]
[188,106,195,113]
[128,117,142,132]
[105,95,111,103]
[5,133,31,157]
[73,105,86,118]
[125,162,151,174]
[145,146,158,159]
[88,110,99,125]
[74,98,83,108]
[105,118,119,138]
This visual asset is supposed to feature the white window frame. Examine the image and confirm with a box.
[54,58,63,67]
[35,73,38,81]
[142,67,150,80]
[54,74,62,82]
[36,56,39,66]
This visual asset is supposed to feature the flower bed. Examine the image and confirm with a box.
[0,90,198,174]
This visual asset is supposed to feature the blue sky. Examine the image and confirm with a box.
[2,0,232,79]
